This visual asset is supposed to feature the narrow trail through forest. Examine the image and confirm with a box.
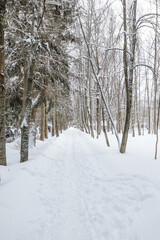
[1,128,160,240]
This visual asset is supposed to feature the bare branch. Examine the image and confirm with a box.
[136,13,160,26]
[105,47,131,56]
[133,63,156,75]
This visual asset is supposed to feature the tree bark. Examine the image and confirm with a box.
[120,0,137,153]
[145,69,151,134]
[30,108,37,148]
[40,102,45,141]
[45,100,48,139]
[102,106,110,147]
[153,0,158,135]
[88,60,94,138]
[96,83,101,138]
[155,97,160,159]
[55,111,59,137]
[20,58,35,162]
[52,114,55,137]
[0,1,6,166]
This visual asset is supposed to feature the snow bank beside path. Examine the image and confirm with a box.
[0,128,160,240]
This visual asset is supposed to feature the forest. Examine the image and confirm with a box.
[0,0,160,240]
[0,0,160,165]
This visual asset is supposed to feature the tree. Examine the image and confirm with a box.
[120,0,137,153]
[78,10,121,149]
[0,0,7,166]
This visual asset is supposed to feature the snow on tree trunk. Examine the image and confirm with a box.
[29,108,37,148]
[20,58,35,162]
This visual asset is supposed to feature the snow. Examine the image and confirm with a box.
[32,94,40,107]
[0,128,160,240]
[21,118,28,128]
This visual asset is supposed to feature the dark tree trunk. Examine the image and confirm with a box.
[52,114,55,137]
[55,111,59,137]
[155,98,160,159]
[45,100,48,139]
[0,1,7,166]
[102,107,110,147]
[120,0,137,153]
[40,102,45,141]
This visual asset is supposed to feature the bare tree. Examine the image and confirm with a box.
[120,0,137,153]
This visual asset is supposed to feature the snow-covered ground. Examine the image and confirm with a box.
[0,128,160,240]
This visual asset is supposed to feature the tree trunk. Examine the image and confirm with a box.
[117,83,122,133]
[0,1,6,166]
[30,108,37,148]
[135,69,141,136]
[55,111,59,137]
[120,0,130,153]
[78,14,120,150]
[155,97,160,159]
[153,0,158,135]
[142,88,146,135]
[102,106,110,147]
[52,114,55,137]
[20,58,35,162]
[88,61,94,138]
[40,102,45,141]
[137,71,141,135]
[20,3,37,163]
[96,83,101,138]
[120,0,137,153]
[132,107,135,137]
[59,115,63,133]
[145,69,151,134]
[45,100,48,139]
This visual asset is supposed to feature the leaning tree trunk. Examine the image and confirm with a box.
[20,58,35,163]
[0,1,7,166]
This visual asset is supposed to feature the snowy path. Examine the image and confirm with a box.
[1,128,160,240]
